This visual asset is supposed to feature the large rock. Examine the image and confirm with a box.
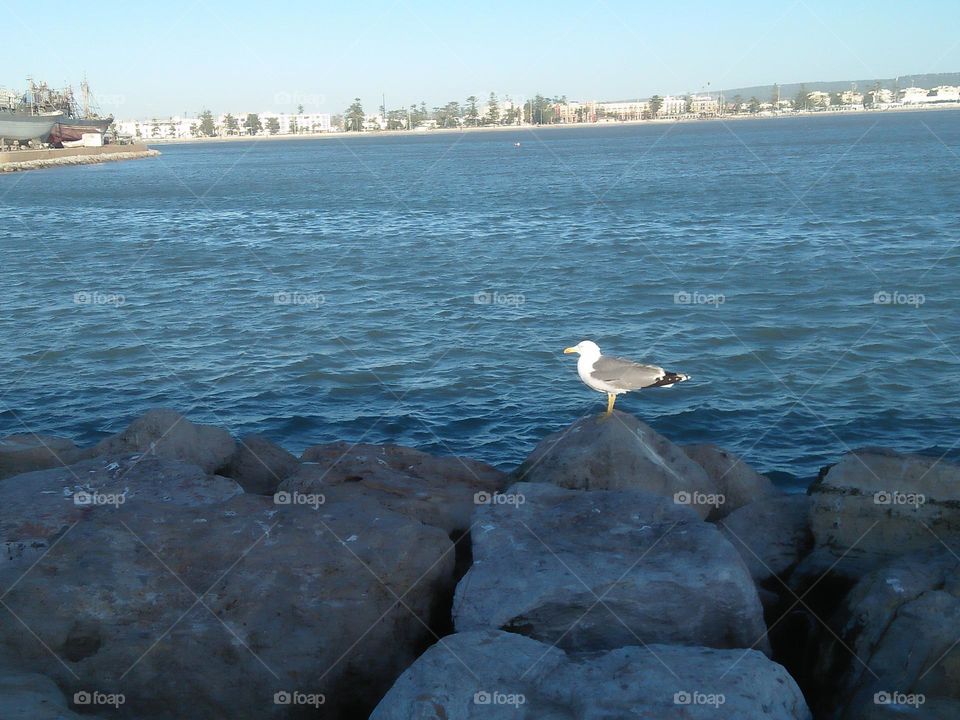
[0,455,242,558]
[0,492,455,720]
[371,629,811,719]
[284,441,507,535]
[93,408,236,474]
[453,482,769,653]
[803,448,960,581]
[0,433,89,480]
[0,668,106,719]
[515,411,718,518]
[220,434,299,495]
[683,443,778,517]
[814,549,960,720]
[719,494,812,584]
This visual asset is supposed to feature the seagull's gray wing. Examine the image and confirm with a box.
[590,356,667,390]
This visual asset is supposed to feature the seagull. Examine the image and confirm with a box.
[563,340,690,416]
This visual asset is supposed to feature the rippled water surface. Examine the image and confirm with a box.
[2,111,959,483]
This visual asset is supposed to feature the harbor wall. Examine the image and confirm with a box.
[0,144,159,173]
[0,143,151,164]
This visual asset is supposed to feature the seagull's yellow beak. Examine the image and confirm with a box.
[563,347,578,355]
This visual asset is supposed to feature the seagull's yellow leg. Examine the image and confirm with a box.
[605,392,616,417]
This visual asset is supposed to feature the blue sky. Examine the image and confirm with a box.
[2,0,958,118]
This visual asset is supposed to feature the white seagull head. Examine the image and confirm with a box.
[563,340,601,360]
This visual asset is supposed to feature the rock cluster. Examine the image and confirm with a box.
[1,408,954,718]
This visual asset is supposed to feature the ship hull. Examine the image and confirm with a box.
[49,116,113,145]
[0,111,60,141]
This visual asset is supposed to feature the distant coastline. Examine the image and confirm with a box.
[143,103,960,146]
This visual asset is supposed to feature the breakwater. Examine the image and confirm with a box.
[0,143,159,172]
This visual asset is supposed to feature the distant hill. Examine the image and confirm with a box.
[710,71,960,100]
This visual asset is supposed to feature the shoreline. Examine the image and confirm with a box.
[143,103,960,146]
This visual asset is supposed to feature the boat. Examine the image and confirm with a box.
[0,108,62,142]
[22,79,113,147]
[49,116,114,145]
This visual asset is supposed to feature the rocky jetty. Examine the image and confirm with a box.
[0,148,160,173]
[0,408,955,718]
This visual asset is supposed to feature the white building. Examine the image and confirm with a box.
[931,85,960,102]
[595,99,648,120]
[899,87,931,104]
[688,94,719,115]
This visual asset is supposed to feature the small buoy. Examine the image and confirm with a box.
[514,142,521,147]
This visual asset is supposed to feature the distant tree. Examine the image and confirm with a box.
[793,84,808,111]
[289,117,298,134]
[243,113,262,135]
[150,119,160,137]
[197,109,217,137]
[649,95,663,116]
[830,92,844,107]
[223,113,239,135]
[189,123,198,137]
[386,109,406,130]
[265,117,280,134]
[684,94,693,114]
[434,101,461,128]
[731,95,744,113]
[485,92,500,125]
[770,84,780,107]
[297,104,304,114]
[748,96,761,114]
[345,98,365,132]
[464,95,480,126]
[525,94,554,124]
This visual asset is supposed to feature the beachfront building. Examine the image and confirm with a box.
[659,96,687,116]
[840,90,864,105]
[594,99,648,121]
[900,87,931,104]
[552,100,595,123]
[806,91,831,109]
[931,85,960,102]
[259,112,332,134]
[688,94,719,115]
[116,117,196,139]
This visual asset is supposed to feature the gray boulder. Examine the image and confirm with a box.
[0,433,88,480]
[371,629,811,720]
[221,434,299,494]
[815,549,960,720]
[93,408,236,473]
[515,411,718,518]
[284,441,506,535]
[0,455,242,559]
[682,443,778,518]
[0,492,455,720]
[803,448,960,581]
[453,482,769,653]
[719,494,813,584]
[0,668,106,719]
